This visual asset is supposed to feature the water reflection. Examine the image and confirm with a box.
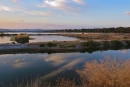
[0,50,130,85]
[38,53,85,80]
[0,36,12,43]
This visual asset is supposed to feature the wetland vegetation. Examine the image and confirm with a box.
[1,31,130,87]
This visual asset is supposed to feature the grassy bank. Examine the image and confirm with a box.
[1,40,130,54]
[29,39,129,49]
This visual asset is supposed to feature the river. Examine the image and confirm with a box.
[0,49,129,86]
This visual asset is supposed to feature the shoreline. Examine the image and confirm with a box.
[1,33,130,41]
[0,40,130,54]
[0,46,129,54]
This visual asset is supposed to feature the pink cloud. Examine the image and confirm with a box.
[38,0,86,13]
[13,0,17,2]
[126,12,130,15]
[0,22,74,29]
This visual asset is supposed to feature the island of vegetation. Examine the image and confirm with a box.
[15,33,29,43]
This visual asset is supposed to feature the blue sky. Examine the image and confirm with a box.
[0,0,130,29]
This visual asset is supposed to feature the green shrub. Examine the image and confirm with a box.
[95,42,101,47]
[47,42,57,47]
[103,41,110,48]
[81,42,87,47]
[125,40,130,47]
[59,44,64,48]
[81,40,100,48]
[111,40,123,48]
[11,42,16,44]
[87,40,100,48]
[39,44,45,47]
[68,44,75,47]
[87,40,95,47]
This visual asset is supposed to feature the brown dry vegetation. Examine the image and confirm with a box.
[15,33,29,43]
[61,33,130,40]
[78,57,130,87]
[8,78,78,87]
[16,33,29,40]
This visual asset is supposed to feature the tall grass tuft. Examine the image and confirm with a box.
[78,57,130,87]
[8,78,78,87]
[54,78,77,87]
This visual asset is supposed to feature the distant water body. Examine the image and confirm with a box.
[0,35,79,44]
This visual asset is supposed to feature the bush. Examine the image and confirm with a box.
[59,44,64,48]
[11,42,16,44]
[125,40,130,47]
[124,36,127,39]
[80,42,87,47]
[78,57,130,87]
[103,41,110,48]
[68,44,75,47]
[95,42,101,47]
[81,40,100,48]
[111,40,123,48]
[47,42,57,47]
[39,44,45,47]
[15,33,29,43]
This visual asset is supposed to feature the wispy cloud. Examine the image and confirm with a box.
[0,5,52,16]
[38,0,86,13]
[126,12,130,15]
[41,58,83,79]
[73,0,85,5]
[12,0,23,3]
[0,22,73,29]
[39,53,85,79]
[13,0,17,2]
[0,6,14,12]
[19,20,25,22]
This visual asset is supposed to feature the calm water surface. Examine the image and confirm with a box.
[29,35,79,42]
[0,35,79,44]
[4,32,84,34]
[0,49,130,85]
[0,36,12,43]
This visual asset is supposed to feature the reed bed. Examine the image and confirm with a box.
[78,57,130,87]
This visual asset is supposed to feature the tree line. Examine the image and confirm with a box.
[52,27,130,33]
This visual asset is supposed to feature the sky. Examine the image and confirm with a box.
[0,0,130,29]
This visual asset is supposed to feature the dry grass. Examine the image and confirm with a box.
[54,78,78,87]
[8,78,77,87]
[16,34,29,39]
[78,57,130,87]
[62,33,130,40]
